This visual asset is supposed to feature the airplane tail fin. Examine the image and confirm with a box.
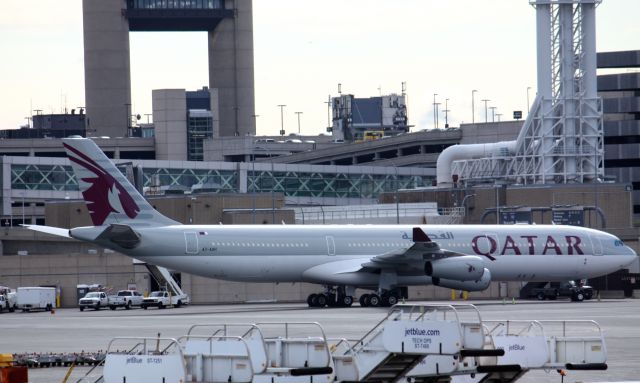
[62,137,178,227]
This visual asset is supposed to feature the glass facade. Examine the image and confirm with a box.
[143,167,237,192]
[11,164,78,191]
[248,170,427,199]
[9,162,431,200]
[127,0,224,10]
[187,113,214,161]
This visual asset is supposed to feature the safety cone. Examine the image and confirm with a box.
[512,297,516,304]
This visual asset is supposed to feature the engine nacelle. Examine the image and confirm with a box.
[424,255,485,281]
[432,268,492,292]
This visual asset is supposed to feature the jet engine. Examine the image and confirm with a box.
[424,255,485,281]
[431,268,492,291]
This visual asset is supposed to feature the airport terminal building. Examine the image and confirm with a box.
[1,0,639,305]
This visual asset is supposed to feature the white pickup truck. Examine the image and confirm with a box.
[141,291,189,309]
[78,291,109,311]
[0,294,16,313]
[108,290,144,310]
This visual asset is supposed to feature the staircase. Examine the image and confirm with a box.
[360,353,423,383]
[143,263,185,296]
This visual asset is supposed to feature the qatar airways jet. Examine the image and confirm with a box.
[26,138,637,307]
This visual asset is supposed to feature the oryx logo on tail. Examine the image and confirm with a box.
[64,143,139,226]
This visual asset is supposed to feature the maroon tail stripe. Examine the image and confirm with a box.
[63,143,108,176]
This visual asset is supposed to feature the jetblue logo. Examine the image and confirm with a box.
[405,328,440,336]
[126,357,143,364]
[508,344,525,351]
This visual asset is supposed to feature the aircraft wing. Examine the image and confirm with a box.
[365,227,463,268]
[303,228,474,284]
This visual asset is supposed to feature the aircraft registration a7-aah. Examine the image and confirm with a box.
[26,138,637,307]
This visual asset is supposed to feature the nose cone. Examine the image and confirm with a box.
[623,245,638,266]
[624,245,637,256]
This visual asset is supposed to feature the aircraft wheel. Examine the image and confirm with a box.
[316,294,327,308]
[359,294,370,307]
[342,295,354,307]
[536,292,546,301]
[307,294,317,307]
[368,294,381,307]
[386,294,399,306]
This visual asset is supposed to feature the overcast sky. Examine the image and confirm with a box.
[0,0,638,136]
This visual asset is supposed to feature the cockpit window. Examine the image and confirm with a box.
[614,239,625,247]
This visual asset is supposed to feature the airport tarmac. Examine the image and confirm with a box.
[1,299,639,383]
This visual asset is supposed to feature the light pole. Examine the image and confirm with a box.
[251,114,259,130]
[396,169,400,225]
[496,113,503,122]
[295,112,303,134]
[389,162,400,224]
[255,146,276,224]
[432,93,438,130]
[21,192,25,225]
[190,197,196,224]
[482,99,490,123]
[435,103,441,129]
[495,185,500,224]
[527,86,532,113]
[324,95,331,131]
[277,105,286,136]
[489,106,497,123]
[471,90,478,123]
[444,98,450,128]
[251,155,256,224]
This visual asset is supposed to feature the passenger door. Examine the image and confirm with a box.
[326,236,336,256]
[184,232,199,254]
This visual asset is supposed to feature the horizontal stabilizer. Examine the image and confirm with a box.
[22,225,70,238]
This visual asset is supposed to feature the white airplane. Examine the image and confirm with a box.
[26,138,637,307]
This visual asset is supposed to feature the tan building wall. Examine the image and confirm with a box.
[380,183,632,229]
[45,193,288,228]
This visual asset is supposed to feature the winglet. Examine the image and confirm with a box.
[413,227,431,243]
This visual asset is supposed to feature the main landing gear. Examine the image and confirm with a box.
[307,286,407,308]
[307,286,354,308]
[358,291,400,307]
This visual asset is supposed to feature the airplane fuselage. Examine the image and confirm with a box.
[72,224,636,287]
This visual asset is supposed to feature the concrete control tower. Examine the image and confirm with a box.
[83,0,256,138]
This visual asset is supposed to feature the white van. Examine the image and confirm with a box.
[16,287,56,312]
